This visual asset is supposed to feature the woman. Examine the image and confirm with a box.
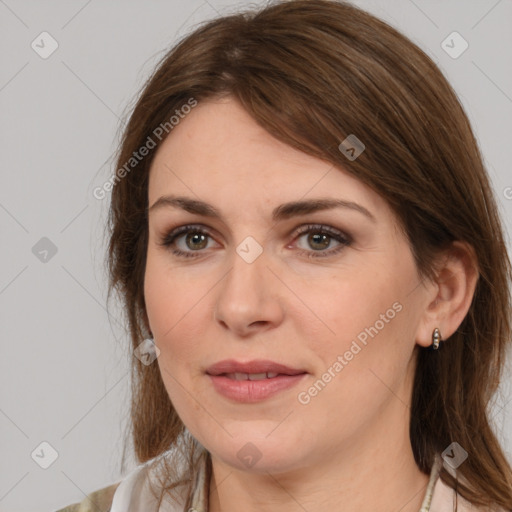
[57,0,512,510]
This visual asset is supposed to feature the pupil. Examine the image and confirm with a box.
[187,233,207,250]
[310,233,329,250]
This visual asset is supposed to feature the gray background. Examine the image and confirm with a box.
[1,1,511,511]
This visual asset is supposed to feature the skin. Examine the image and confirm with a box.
[144,96,478,512]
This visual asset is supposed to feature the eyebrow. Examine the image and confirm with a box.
[148,195,376,223]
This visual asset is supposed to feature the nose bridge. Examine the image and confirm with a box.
[224,240,267,298]
[214,239,282,333]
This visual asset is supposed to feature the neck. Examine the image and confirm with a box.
[208,425,430,512]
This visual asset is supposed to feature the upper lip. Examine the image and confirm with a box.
[206,359,307,376]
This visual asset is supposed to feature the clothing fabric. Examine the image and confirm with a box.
[55,449,504,512]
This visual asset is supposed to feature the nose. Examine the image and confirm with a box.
[213,247,285,337]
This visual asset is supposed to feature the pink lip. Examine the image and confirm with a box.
[208,374,307,403]
[205,359,308,403]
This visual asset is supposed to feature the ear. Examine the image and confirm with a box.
[415,241,479,348]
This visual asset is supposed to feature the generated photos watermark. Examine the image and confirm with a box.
[297,301,403,405]
[93,97,198,200]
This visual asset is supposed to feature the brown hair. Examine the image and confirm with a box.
[106,0,512,509]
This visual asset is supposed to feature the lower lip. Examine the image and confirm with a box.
[208,373,307,403]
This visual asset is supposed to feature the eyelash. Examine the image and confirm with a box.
[158,223,352,260]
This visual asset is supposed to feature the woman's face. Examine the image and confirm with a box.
[144,96,433,474]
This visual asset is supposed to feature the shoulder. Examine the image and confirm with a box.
[54,456,176,512]
[55,481,121,512]
[423,454,509,512]
[431,473,508,512]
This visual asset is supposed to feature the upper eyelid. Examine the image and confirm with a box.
[154,206,359,237]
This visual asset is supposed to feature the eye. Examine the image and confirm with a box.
[158,223,352,259]
[158,224,217,258]
[292,224,351,258]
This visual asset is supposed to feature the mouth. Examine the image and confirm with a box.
[206,359,307,377]
[221,372,285,380]
[205,359,308,403]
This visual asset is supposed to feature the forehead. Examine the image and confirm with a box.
[148,97,389,219]
[151,97,321,177]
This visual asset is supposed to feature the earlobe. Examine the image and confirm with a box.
[415,241,479,349]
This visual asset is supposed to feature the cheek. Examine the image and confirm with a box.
[296,272,416,399]
[144,259,189,364]
[292,269,397,346]
[144,257,224,384]
[145,250,201,332]
[295,299,413,436]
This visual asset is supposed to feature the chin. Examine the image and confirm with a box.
[206,433,309,474]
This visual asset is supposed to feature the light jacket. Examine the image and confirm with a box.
[54,450,506,512]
